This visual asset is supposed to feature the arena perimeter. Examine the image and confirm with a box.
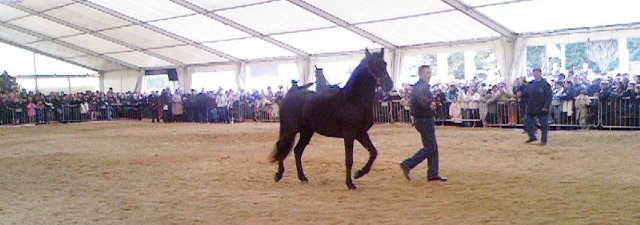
[1,121,638,225]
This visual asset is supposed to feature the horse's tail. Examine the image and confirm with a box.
[270,137,294,163]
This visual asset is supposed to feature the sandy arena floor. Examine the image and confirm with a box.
[0,121,639,225]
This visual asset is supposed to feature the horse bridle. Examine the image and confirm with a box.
[365,61,387,87]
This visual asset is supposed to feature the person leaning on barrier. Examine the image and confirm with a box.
[399,65,447,182]
[523,68,552,145]
[574,90,591,129]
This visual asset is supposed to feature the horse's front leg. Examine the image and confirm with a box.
[354,132,377,179]
[344,137,356,190]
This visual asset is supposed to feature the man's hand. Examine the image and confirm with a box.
[541,107,548,112]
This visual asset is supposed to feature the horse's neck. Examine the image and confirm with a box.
[343,70,376,106]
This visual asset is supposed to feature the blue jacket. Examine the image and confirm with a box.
[523,79,552,115]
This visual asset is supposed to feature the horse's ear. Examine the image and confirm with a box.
[379,48,384,58]
[314,65,318,70]
[365,48,371,57]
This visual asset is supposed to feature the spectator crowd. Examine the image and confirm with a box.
[2,70,639,128]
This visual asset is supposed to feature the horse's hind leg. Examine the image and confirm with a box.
[293,129,314,183]
[275,160,285,182]
[274,133,296,182]
[354,132,377,179]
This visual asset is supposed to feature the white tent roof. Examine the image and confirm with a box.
[0,0,638,72]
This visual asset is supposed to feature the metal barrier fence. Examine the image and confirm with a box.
[59,105,84,123]
[484,97,639,129]
[2,98,638,129]
[600,97,640,128]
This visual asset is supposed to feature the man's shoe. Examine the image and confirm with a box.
[540,141,547,146]
[399,163,412,181]
[428,176,448,182]
[525,138,538,143]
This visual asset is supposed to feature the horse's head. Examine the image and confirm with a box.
[364,48,393,92]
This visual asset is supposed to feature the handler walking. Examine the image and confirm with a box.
[400,65,447,182]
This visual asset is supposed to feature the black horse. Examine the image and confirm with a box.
[271,48,393,190]
[313,66,341,95]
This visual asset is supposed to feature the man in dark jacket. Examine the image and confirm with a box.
[523,68,553,145]
[399,65,447,182]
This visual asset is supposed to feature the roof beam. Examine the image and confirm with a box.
[440,0,517,39]
[168,0,310,57]
[286,0,397,50]
[69,1,194,66]
[0,21,139,70]
[0,3,142,70]
[72,0,242,63]
[0,37,107,73]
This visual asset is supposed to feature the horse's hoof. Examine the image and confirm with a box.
[300,179,309,184]
[347,184,357,190]
[274,173,283,182]
[354,170,365,179]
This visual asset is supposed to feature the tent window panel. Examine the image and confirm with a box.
[246,63,298,91]
[142,74,172,94]
[35,77,70,94]
[15,77,36,92]
[400,54,437,87]
[69,77,99,93]
[191,71,238,92]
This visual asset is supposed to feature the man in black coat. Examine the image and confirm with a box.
[400,65,447,182]
[523,68,553,145]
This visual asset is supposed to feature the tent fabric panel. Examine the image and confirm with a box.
[358,11,499,46]
[272,27,381,54]
[105,51,172,68]
[185,0,272,11]
[460,0,517,7]
[8,16,82,38]
[479,0,640,33]
[203,38,296,60]
[0,25,41,44]
[25,41,86,58]
[103,69,141,92]
[150,45,228,64]
[88,0,194,22]
[216,0,335,34]
[59,34,132,54]
[0,4,30,21]
[302,0,453,24]
[44,3,131,31]
[150,14,250,43]
[99,25,185,49]
[15,0,74,12]
[68,55,128,72]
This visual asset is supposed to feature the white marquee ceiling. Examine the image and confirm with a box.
[0,0,638,72]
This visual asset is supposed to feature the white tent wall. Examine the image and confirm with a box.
[525,29,640,46]
[295,58,311,84]
[187,64,237,91]
[176,66,192,91]
[102,70,142,93]
[389,48,405,89]
[509,38,528,86]
[94,27,640,94]
[235,62,247,91]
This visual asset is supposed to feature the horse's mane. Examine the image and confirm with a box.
[341,54,376,101]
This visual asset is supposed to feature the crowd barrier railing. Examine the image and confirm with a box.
[59,104,83,123]
[2,98,639,129]
[600,97,640,129]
